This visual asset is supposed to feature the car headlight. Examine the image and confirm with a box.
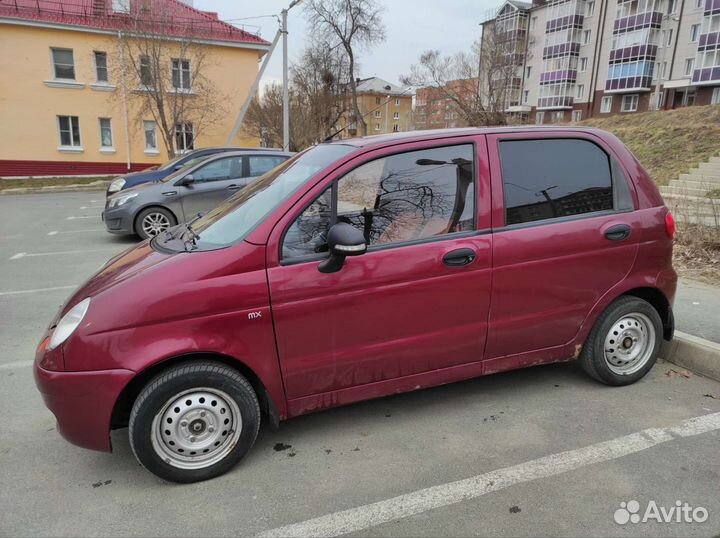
[108,178,126,194]
[48,298,91,350]
[108,192,138,208]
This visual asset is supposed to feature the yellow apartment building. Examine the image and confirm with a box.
[340,77,414,139]
[0,0,269,177]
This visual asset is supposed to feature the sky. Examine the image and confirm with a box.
[194,0,496,88]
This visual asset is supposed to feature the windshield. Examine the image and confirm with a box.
[188,144,355,248]
[160,155,213,183]
[158,153,188,171]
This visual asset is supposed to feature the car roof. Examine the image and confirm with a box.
[191,146,288,153]
[324,126,612,149]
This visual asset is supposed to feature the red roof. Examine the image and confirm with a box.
[0,0,269,47]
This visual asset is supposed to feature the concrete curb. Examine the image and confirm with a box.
[0,180,111,195]
[663,330,720,382]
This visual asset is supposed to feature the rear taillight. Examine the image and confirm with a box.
[665,211,675,240]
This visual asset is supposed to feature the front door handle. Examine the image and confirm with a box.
[604,224,631,241]
[443,248,476,267]
[227,184,241,190]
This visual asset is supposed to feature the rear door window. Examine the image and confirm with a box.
[499,139,613,226]
[248,156,286,177]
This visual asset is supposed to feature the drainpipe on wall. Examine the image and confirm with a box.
[118,31,132,172]
[588,0,610,118]
[666,0,685,108]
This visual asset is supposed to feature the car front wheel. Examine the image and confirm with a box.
[135,207,176,240]
[579,296,663,386]
[129,362,260,483]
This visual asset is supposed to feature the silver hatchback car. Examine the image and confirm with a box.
[103,150,292,239]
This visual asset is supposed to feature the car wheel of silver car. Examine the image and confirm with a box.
[129,362,261,483]
[135,207,177,241]
[579,296,663,386]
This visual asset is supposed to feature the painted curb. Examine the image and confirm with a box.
[0,180,111,195]
[663,330,720,382]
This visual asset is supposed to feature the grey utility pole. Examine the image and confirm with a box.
[282,0,303,152]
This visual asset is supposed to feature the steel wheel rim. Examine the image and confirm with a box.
[151,388,242,470]
[603,312,656,375]
[142,212,170,236]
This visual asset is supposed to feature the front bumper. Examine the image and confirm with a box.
[102,205,135,235]
[34,363,135,452]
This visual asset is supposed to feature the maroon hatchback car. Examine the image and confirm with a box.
[35,127,677,482]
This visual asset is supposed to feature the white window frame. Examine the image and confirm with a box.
[684,57,695,76]
[583,29,592,44]
[393,111,399,119]
[175,122,194,153]
[580,57,588,71]
[139,55,153,88]
[112,0,130,13]
[576,84,585,98]
[375,110,381,118]
[712,87,720,105]
[57,115,82,151]
[530,16,537,30]
[98,117,114,151]
[535,111,545,124]
[600,95,613,113]
[393,123,399,132]
[51,47,76,80]
[171,58,191,91]
[93,51,108,83]
[621,94,639,112]
[572,110,583,122]
[523,89,529,103]
[526,66,532,78]
[586,1,595,16]
[690,24,700,43]
[143,120,159,153]
[395,98,400,106]
[375,122,381,131]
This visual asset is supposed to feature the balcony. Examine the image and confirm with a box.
[692,66,720,84]
[537,95,574,109]
[546,14,584,32]
[543,42,581,58]
[609,44,658,62]
[540,69,578,84]
[698,32,720,50]
[704,0,720,14]
[605,76,653,91]
[614,11,663,32]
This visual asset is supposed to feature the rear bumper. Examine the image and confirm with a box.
[34,364,135,452]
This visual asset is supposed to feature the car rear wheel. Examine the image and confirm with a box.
[129,362,260,483]
[135,207,176,240]
[579,296,663,386]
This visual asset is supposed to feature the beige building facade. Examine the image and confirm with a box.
[339,77,413,138]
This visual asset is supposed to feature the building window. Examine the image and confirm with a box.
[523,90,529,103]
[171,59,191,90]
[572,110,583,122]
[580,57,588,71]
[499,139,613,226]
[667,0,677,14]
[112,0,130,13]
[536,111,545,124]
[393,123,399,132]
[551,111,565,123]
[144,120,158,151]
[530,16,537,30]
[684,58,695,76]
[51,48,75,80]
[375,122,381,130]
[583,30,591,44]
[175,122,194,152]
[662,61,668,78]
[712,87,720,104]
[375,97,381,105]
[696,0,703,8]
[139,55,153,87]
[57,115,81,148]
[93,51,108,83]
[586,1,595,16]
[600,95,613,113]
[621,94,639,112]
[576,84,585,98]
[375,110,381,118]
[393,112,399,119]
[663,28,673,46]
[99,118,113,148]
[395,98,400,105]
[526,66,532,78]
[690,24,700,42]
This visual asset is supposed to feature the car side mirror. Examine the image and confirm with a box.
[318,223,366,273]
[178,174,195,187]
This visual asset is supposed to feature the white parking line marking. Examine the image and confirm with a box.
[0,360,34,370]
[47,229,104,236]
[66,216,96,220]
[9,248,115,260]
[80,206,103,210]
[258,411,720,538]
[0,285,77,296]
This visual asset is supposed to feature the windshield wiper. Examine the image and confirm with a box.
[181,213,203,251]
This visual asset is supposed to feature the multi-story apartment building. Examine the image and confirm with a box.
[0,0,269,177]
[339,77,413,138]
[482,0,720,123]
[414,81,474,130]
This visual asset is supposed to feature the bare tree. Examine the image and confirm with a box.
[246,40,349,150]
[115,3,227,157]
[403,23,523,127]
[304,0,386,137]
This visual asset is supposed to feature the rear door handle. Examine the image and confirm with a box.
[443,248,476,267]
[604,224,631,241]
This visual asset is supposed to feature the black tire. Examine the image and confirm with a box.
[129,362,260,483]
[134,206,177,240]
[579,296,663,386]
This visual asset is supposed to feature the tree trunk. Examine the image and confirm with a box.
[346,50,366,137]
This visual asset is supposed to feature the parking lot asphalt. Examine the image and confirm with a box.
[1,191,720,537]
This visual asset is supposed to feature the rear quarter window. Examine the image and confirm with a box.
[499,138,614,226]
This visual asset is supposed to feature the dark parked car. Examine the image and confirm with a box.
[103,150,292,239]
[36,127,676,483]
[106,147,284,195]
